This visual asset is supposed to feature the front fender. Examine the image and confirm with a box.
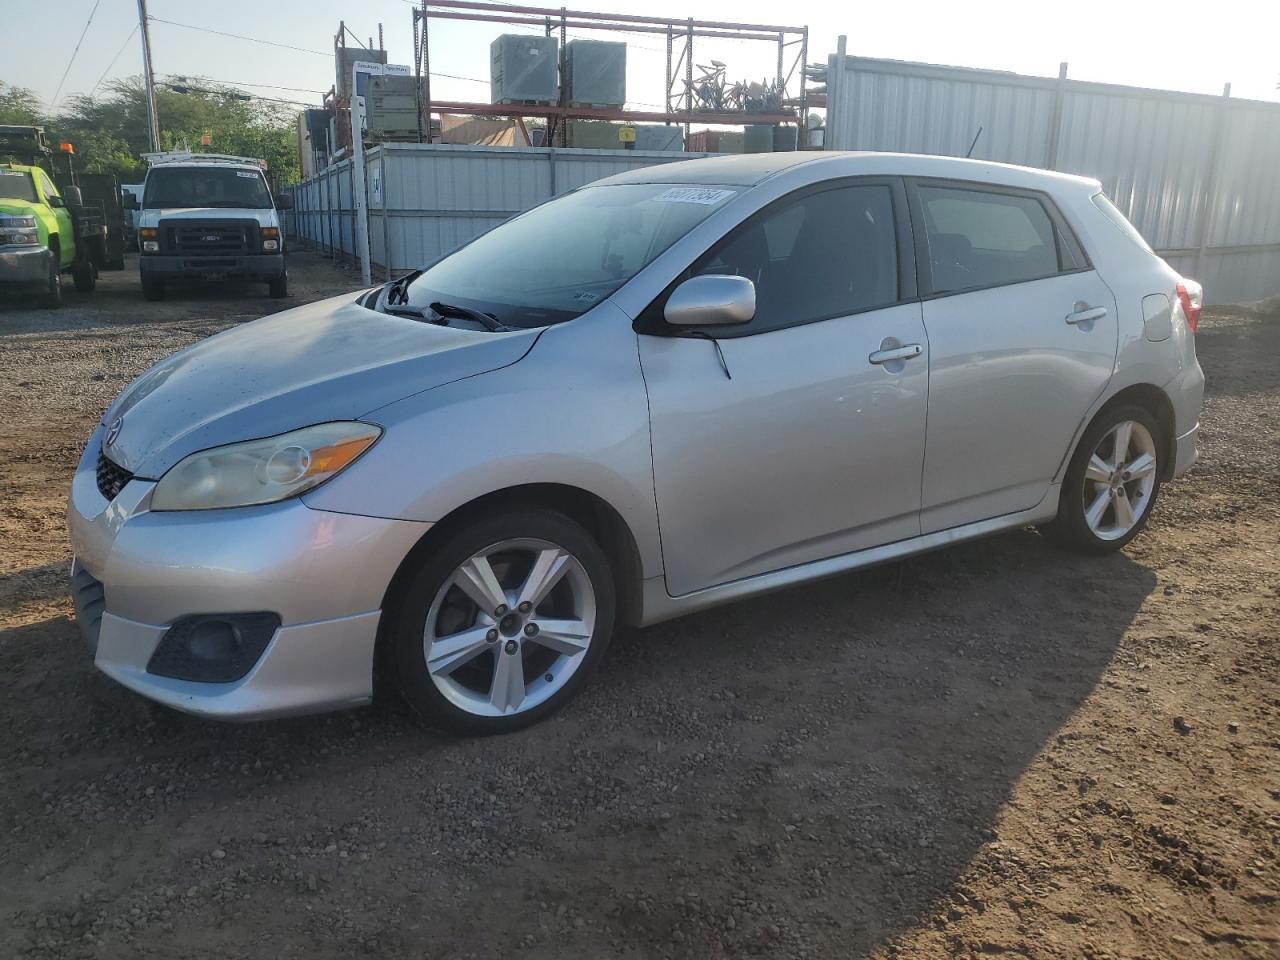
[303,303,663,579]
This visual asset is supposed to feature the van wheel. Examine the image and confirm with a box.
[43,256,62,308]
[1041,404,1163,553]
[388,508,616,735]
[268,275,288,298]
[72,260,96,292]
[142,279,164,301]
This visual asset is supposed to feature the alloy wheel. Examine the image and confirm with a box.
[1081,420,1158,541]
[423,538,596,717]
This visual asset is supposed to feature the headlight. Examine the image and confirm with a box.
[263,239,279,251]
[151,422,382,511]
[142,240,159,252]
[0,215,37,245]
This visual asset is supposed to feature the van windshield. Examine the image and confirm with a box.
[404,182,739,328]
[143,167,272,209]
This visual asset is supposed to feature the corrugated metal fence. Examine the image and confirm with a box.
[284,144,707,279]
[825,50,1280,304]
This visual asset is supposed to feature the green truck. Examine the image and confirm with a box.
[0,126,111,307]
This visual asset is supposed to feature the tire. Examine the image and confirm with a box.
[1041,403,1163,554]
[72,259,96,293]
[43,254,62,309]
[142,279,164,301]
[268,275,288,298]
[388,508,617,735]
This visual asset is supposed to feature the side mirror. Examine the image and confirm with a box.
[124,194,140,210]
[664,274,755,327]
[60,186,82,207]
[274,194,293,210]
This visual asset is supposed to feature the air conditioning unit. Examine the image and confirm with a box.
[491,35,559,105]
[564,40,626,108]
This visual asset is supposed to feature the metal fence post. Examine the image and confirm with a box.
[1194,82,1232,284]
[1045,61,1068,170]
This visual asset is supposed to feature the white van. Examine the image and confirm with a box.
[136,153,290,300]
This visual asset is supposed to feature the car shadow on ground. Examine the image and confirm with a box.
[0,525,1157,955]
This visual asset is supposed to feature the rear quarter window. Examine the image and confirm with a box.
[1091,193,1154,253]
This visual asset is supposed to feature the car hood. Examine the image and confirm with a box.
[0,199,41,218]
[102,293,539,478]
[140,207,279,226]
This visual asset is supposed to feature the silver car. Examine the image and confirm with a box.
[68,152,1204,733]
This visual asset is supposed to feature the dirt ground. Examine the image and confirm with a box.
[1,254,1276,960]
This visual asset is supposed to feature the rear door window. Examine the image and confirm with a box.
[692,183,900,334]
[917,185,1071,295]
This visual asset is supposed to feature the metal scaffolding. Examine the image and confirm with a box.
[412,1,808,147]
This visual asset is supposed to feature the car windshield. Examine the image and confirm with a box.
[0,170,38,203]
[143,167,272,209]
[404,182,740,328]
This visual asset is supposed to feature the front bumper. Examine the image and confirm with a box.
[0,244,52,284]
[140,253,284,282]
[67,426,431,720]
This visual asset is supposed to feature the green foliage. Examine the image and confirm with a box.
[0,82,44,125]
[3,77,300,184]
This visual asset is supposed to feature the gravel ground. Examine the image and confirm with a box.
[1,255,1277,959]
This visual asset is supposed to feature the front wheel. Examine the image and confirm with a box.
[142,278,164,301]
[268,275,288,298]
[43,255,62,308]
[1041,404,1163,553]
[388,509,616,735]
[72,259,96,292]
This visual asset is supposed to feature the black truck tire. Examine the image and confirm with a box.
[268,275,288,299]
[43,254,62,309]
[72,259,96,293]
[142,279,165,302]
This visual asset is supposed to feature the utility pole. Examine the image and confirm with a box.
[136,0,160,152]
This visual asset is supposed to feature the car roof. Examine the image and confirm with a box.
[597,151,1101,193]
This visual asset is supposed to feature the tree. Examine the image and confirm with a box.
[52,77,300,183]
[0,82,44,125]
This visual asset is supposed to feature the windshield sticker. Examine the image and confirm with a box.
[0,171,24,177]
[235,171,259,178]
[572,291,599,303]
[651,187,735,206]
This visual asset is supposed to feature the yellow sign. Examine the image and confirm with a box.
[618,126,636,144]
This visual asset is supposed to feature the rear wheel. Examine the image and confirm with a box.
[142,278,164,301]
[1042,404,1163,553]
[389,509,616,734]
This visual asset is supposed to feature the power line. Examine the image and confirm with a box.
[52,0,104,105]
[147,16,330,56]
[88,25,140,98]
[162,73,326,95]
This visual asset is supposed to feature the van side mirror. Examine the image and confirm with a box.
[125,194,140,210]
[664,275,756,327]
[274,194,292,210]
[60,186,82,207]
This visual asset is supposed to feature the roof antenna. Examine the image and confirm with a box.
[965,125,983,158]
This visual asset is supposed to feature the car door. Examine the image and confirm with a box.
[37,171,75,267]
[907,180,1118,534]
[637,178,930,597]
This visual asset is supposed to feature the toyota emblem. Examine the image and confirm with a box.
[105,417,124,447]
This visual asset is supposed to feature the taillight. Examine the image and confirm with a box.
[1175,280,1202,334]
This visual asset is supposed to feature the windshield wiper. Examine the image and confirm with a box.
[428,301,510,332]
[382,304,446,325]
[384,270,422,306]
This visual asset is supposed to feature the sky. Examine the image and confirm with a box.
[9,0,1280,119]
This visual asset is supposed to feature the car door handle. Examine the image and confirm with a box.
[868,343,923,365]
[1066,304,1108,325]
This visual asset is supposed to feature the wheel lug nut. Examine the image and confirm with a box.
[518,601,532,613]
[504,639,519,655]
[486,629,499,643]
[494,604,508,617]
[524,623,538,636]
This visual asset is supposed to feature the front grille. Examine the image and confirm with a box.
[161,218,257,255]
[96,448,134,501]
